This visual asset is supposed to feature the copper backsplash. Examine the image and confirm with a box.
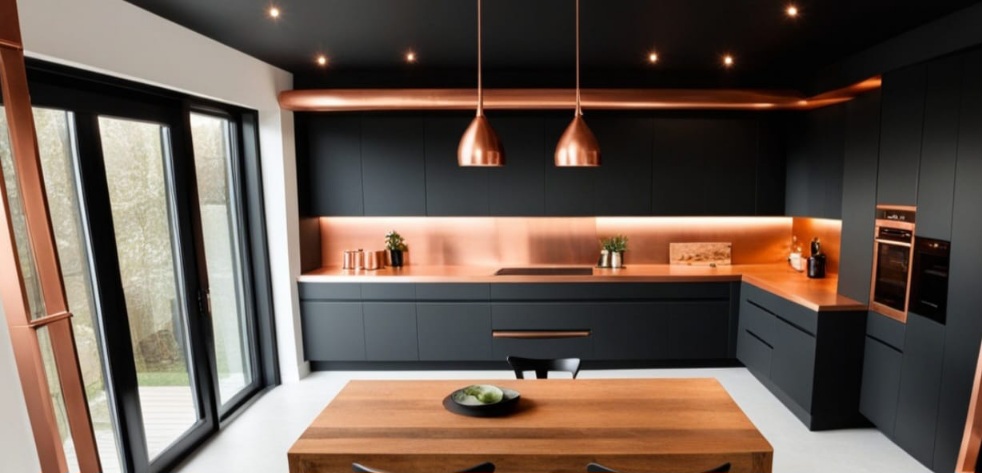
[318,216,808,268]
[791,217,842,275]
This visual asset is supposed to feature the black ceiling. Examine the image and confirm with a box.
[124,0,981,89]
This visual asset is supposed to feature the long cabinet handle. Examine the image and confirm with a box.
[492,330,591,339]
[875,238,912,248]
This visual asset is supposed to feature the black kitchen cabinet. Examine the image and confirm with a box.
[491,302,594,359]
[859,335,903,436]
[916,55,963,241]
[894,313,946,467]
[416,303,494,361]
[590,116,653,215]
[736,283,866,430]
[360,116,427,215]
[785,103,846,219]
[363,302,418,361]
[300,301,366,361]
[543,117,597,215]
[668,301,731,359]
[303,115,364,216]
[424,117,490,216]
[487,117,546,216]
[755,119,786,216]
[877,64,928,206]
[592,303,673,360]
[837,90,882,303]
[704,119,763,216]
[934,49,982,473]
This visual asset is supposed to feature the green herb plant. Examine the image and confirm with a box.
[384,230,408,251]
[600,235,629,253]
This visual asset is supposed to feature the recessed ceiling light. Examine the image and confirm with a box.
[405,51,417,63]
[316,55,328,67]
[723,54,735,67]
[268,6,280,19]
[786,5,799,17]
[648,52,659,64]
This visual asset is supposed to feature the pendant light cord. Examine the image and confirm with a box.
[575,0,582,116]
[477,0,484,117]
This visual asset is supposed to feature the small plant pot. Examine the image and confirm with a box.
[388,249,404,267]
[611,251,624,268]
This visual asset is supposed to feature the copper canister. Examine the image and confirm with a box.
[366,250,385,270]
[353,249,365,269]
[342,250,354,269]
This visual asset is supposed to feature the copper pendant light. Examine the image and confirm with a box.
[458,0,504,166]
[555,0,600,167]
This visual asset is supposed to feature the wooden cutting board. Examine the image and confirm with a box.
[670,242,732,265]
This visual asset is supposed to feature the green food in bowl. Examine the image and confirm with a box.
[460,384,504,405]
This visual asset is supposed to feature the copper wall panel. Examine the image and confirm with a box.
[791,217,842,274]
[319,216,794,268]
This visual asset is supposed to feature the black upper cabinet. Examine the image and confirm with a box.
[916,55,963,241]
[878,64,928,206]
[304,115,364,216]
[838,91,882,304]
[361,116,427,215]
[488,117,546,216]
[543,117,597,215]
[424,116,489,216]
[756,119,786,216]
[785,104,846,219]
[590,116,653,215]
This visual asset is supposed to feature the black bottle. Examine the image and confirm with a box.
[807,238,826,279]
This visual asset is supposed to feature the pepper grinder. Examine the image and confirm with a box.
[807,238,826,279]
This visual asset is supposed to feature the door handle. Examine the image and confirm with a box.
[492,330,591,339]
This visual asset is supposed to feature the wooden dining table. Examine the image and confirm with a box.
[288,378,773,473]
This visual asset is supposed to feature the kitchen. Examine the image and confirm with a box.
[2,1,982,473]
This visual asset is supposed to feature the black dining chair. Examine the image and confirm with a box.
[352,462,495,473]
[506,355,581,379]
[586,462,731,473]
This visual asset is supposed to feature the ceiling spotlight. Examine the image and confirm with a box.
[723,55,735,67]
[786,5,799,17]
[405,51,417,63]
[316,55,328,67]
[648,52,659,64]
[268,6,280,18]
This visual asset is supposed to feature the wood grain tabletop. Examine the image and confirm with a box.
[289,378,773,473]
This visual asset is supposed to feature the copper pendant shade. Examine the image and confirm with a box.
[555,0,600,167]
[458,0,504,166]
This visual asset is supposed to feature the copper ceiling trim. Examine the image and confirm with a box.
[278,77,881,112]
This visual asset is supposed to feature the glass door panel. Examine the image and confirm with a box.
[97,116,199,460]
[2,106,122,472]
[189,113,253,407]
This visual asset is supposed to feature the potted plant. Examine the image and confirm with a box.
[600,235,628,268]
[384,230,408,267]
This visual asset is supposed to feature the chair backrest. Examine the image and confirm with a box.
[586,462,731,473]
[353,462,495,473]
[506,356,581,379]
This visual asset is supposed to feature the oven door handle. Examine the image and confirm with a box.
[875,238,912,248]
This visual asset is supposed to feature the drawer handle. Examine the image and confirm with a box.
[493,330,591,339]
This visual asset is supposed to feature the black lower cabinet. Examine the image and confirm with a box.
[301,301,366,361]
[491,303,595,359]
[894,313,946,467]
[363,302,418,361]
[736,283,866,430]
[859,335,903,436]
[416,303,494,361]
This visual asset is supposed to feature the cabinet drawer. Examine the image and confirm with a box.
[740,298,777,345]
[770,316,817,411]
[492,336,593,361]
[737,329,773,378]
[866,310,906,351]
[363,302,418,361]
[491,303,594,330]
[361,283,415,301]
[416,283,490,301]
[743,283,817,335]
[299,283,361,301]
[416,303,493,361]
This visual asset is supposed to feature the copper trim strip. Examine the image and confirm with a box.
[279,77,880,112]
[26,310,73,328]
[874,239,912,248]
[492,330,591,339]
[957,343,982,472]
[0,38,21,50]
[0,9,102,472]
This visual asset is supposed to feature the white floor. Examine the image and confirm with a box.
[172,368,932,473]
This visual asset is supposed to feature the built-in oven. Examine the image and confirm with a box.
[909,237,951,325]
[869,205,916,323]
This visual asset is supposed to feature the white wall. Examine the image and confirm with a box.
[0,305,41,473]
[14,0,309,383]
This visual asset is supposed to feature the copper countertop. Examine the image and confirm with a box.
[299,263,866,313]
